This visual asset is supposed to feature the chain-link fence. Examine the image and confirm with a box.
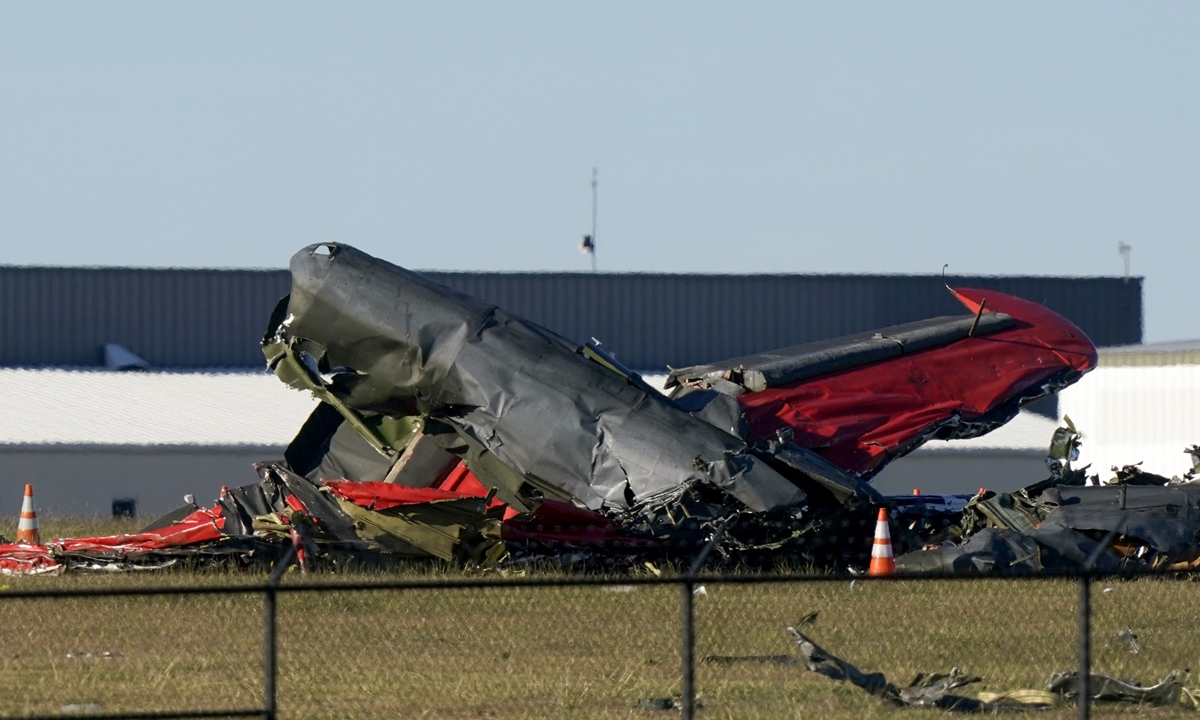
[1,563,1197,719]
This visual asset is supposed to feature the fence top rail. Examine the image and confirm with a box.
[1,708,265,720]
[0,566,1186,600]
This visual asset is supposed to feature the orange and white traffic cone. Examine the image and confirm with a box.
[16,484,40,545]
[867,507,895,577]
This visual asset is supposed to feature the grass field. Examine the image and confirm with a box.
[1,517,1199,718]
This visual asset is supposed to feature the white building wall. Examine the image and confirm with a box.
[0,369,317,446]
[1057,364,1200,479]
[0,369,317,520]
[0,447,279,518]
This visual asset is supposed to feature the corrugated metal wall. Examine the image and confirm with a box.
[0,266,291,368]
[0,266,1142,369]
[427,272,1143,368]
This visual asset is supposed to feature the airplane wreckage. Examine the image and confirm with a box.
[4,243,1198,577]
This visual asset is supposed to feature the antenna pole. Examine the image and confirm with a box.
[590,167,598,272]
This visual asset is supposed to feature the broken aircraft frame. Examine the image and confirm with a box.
[3,243,1137,574]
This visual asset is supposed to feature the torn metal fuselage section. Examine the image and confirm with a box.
[254,243,1098,567]
[263,243,809,517]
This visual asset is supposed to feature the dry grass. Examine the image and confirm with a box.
[0,520,1199,718]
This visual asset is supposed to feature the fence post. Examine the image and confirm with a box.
[1076,521,1123,720]
[1077,573,1090,720]
[264,544,297,720]
[680,579,695,720]
[679,515,728,719]
[264,584,278,720]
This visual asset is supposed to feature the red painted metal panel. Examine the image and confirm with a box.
[739,288,1098,477]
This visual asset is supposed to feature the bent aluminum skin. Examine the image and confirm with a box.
[265,243,1096,517]
[266,243,806,514]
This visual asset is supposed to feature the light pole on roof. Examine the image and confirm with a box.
[580,167,597,272]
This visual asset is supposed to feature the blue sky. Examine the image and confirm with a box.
[2,3,1197,341]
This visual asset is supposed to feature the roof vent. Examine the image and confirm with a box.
[104,344,149,371]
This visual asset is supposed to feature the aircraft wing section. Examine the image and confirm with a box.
[667,311,1015,393]
[733,288,1097,478]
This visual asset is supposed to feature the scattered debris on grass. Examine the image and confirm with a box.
[1049,670,1200,708]
[1110,627,1141,654]
[65,651,122,660]
[790,626,1200,711]
[636,697,705,711]
[58,704,101,714]
[788,626,1000,712]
